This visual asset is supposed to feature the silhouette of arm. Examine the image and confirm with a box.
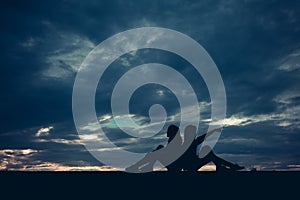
[194,128,222,145]
[125,145,164,172]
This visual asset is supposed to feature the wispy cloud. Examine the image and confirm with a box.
[207,111,299,129]
[0,149,39,171]
[273,90,300,129]
[41,32,95,79]
[169,101,211,124]
[205,114,275,127]
[219,137,262,145]
[278,49,300,71]
[19,164,120,171]
[200,88,300,129]
[34,138,83,145]
[274,89,300,105]
[20,37,41,50]
[35,126,54,137]
[0,148,120,171]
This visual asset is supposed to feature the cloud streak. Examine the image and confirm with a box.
[35,126,54,137]
[41,31,95,79]
[278,49,300,71]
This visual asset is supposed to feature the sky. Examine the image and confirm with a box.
[1,0,300,171]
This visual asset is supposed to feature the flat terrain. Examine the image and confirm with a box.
[1,171,298,198]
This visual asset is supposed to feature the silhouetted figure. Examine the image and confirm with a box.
[125,124,244,172]
[125,125,183,173]
[174,125,244,172]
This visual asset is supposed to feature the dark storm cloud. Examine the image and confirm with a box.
[1,0,300,170]
[1,0,299,129]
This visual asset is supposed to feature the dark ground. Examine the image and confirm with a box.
[0,171,298,198]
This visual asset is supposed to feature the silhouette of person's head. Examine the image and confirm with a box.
[167,125,179,143]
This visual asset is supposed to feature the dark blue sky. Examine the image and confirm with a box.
[1,0,300,171]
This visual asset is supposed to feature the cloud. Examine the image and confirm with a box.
[41,32,95,79]
[287,164,300,168]
[274,89,300,105]
[273,90,300,129]
[201,88,300,129]
[132,18,157,27]
[0,149,39,170]
[19,163,121,171]
[169,101,211,123]
[208,111,299,129]
[35,126,54,137]
[0,148,118,171]
[20,37,41,50]
[34,138,83,145]
[206,114,275,127]
[278,49,300,71]
[219,137,262,146]
[0,149,38,156]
